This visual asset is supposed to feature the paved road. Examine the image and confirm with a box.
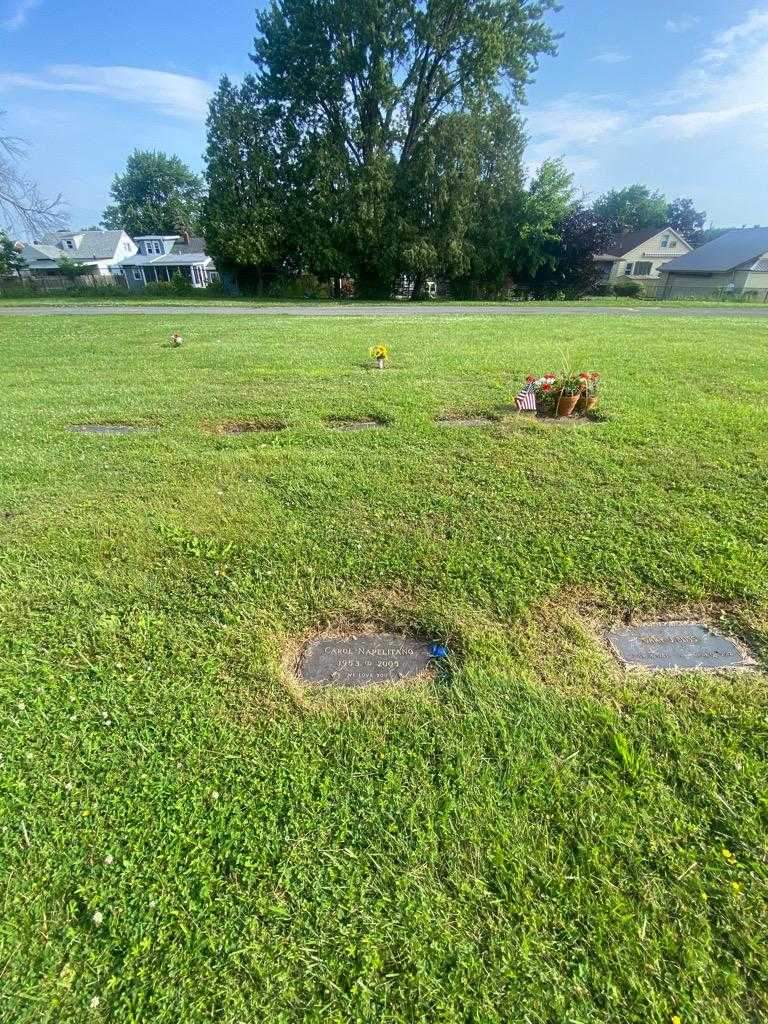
[2,302,768,318]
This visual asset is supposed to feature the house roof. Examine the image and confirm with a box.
[40,230,128,260]
[20,243,62,263]
[661,227,768,274]
[120,252,212,267]
[171,236,207,256]
[154,252,213,267]
[599,227,668,258]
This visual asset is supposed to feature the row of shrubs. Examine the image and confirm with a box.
[590,280,645,298]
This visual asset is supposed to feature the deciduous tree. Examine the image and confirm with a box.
[592,184,667,234]
[518,207,612,298]
[0,112,64,234]
[102,150,204,237]
[665,197,707,245]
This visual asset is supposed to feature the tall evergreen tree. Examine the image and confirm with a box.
[201,78,287,288]
[203,0,557,294]
[0,231,24,276]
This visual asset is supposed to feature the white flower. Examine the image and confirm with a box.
[104,854,114,866]
[90,996,100,1010]
[64,782,73,792]
[92,911,104,926]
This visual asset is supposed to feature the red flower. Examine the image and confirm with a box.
[579,373,589,379]
[526,375,535,383]
[545,373,556,380]
[542,383,552,391]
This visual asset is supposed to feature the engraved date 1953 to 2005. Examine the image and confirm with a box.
[298,633,435,687]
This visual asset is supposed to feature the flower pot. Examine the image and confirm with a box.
[578,395,598,414]
[376,357,385,370]
[556,392,580,417]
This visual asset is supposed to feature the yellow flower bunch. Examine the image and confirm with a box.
[370,345,389,361]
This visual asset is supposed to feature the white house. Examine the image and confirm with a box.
[19,230,137,278]
[658,227,768,299]
[594,226,693,284]
[118,234,217,289]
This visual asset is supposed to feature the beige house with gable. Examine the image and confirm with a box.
[594,226,692,284]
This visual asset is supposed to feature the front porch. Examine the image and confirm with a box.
[126,263,219,289]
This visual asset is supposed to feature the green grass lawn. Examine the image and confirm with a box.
[1,313,767,1023]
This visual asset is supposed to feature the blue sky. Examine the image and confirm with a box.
[1,0,766,234]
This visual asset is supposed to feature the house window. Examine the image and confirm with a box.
[63,239,75,250]
[624,262,634,275]
[661,237,669,248]
[132,269,143,281]
[633,261,653,277]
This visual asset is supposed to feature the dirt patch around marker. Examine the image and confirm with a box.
[214,419,287,435]
[513,594,765,710]
[324,416,388,431]
[279,612,444,710]
[69,423,154,435]
[506,411,607,428]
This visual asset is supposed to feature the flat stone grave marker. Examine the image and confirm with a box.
[607,621,754,671]
[217,420,286,434]
[69,423,150,435]
[298,632,434,687]
[437,415,496,427]
[326,418,384,431]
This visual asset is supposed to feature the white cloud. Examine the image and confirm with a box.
[0,65,212,120]
[645,103,768,139]
[665,16,699,34]
[704,9,768,62]
[524,94,628,185]
[644,11,768,140]
[590,52,630,65]
[522,8,768,211]
[526,94,628,151]
[1,0,40,30]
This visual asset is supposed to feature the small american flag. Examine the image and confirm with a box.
[515,379,537,412]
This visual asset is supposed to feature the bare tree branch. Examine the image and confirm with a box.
[0,112,66,237]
